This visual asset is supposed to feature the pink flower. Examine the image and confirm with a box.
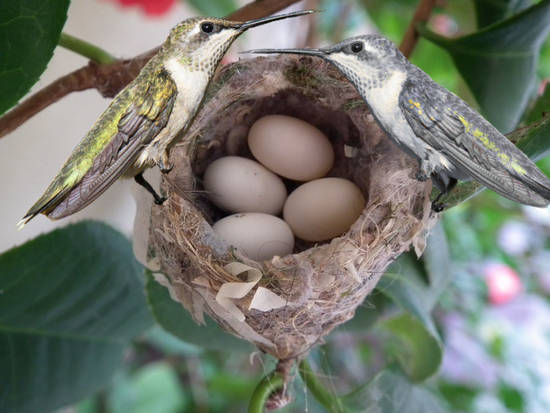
[106,0,176,16]
[432,15,458,36]
[484,263,522,305]
[539,79,549,95]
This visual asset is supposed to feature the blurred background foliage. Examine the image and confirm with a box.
[1,0,550,412]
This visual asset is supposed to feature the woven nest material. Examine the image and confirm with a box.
[134,55,438,361]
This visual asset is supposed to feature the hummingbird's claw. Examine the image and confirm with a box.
[159,162,173,173]
[159,153,173,173]
[154,196,167,205]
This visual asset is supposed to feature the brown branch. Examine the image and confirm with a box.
[399,0,438,58]
[0,0,303,139]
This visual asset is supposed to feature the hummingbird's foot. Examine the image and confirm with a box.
[415,160,433,182]
[159,152,173,173]
[134,172,166,205]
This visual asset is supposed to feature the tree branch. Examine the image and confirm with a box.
[399,0,438,58]
[0,0,303,139]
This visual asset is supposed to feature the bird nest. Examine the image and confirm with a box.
[133,55,437,360]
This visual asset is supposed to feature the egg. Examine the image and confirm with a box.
[283,178,365,242]
[213,213,295,261]
[248,115,334,181]
[203,156,287,214]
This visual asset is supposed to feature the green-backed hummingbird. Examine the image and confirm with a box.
[18,10,314,228]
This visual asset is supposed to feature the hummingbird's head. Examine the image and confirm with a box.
[247,34,408,91]
[165,11,315,76]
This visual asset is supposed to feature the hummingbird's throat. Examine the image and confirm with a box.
[329,53,389,93]
[180,30,237,76]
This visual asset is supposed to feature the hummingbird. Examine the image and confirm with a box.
[18,10,314,228]
[248,35,550,211]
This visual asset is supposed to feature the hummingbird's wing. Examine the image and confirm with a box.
[19,68,178,226]
[399,73,550,207]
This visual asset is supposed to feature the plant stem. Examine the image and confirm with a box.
[59,33,117,64]
[299,359,348,413]
[248,373,284,413]
[399,0,438,58]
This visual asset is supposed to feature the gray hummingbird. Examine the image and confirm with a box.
[248,35,550,211]
[18,10,314,228]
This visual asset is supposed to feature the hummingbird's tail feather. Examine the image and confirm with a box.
[514,167,550,205]
[447,150,550,207]
[18,184,73,229]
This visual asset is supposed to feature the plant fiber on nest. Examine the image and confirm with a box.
[133,55,438,361]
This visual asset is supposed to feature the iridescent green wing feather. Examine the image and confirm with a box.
[20,66,177,225]
[399,71,550,206]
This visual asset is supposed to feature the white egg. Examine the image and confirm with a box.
[203,156,287,214]
[213,213,295,261]
[248,115,334,181]
[283,178,366,242]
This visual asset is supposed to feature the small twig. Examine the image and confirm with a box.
[399,0,438,58]
[0,0,303,139]
[59,33,117,64]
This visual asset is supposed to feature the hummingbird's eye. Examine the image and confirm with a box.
[351,42,363,53]
[201,22,214,33]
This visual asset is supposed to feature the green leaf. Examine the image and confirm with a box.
[473,0,532,28]
[371,227,448,380]
[418,0,550,132]
[515,114,550,160]
[0,0,70,115]
[145,272,253,352]
[108,362,188,413]
[523,83,550,124]
[0,221,153,413]
[377,313,442,381]
[438,382,478,412]
[186,0,238,17]
[144,326,202,356]
[342,369,449,413]
[378,253,438,335]
[421,223,451,304]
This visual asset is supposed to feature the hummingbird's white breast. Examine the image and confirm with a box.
[137,57,209,166]
[362,70,451,170]
[164,56,210,124]
[362,70,414,143]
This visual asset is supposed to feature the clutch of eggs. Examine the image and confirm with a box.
[204,115,366,261]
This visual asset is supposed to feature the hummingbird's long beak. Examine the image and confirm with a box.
[235,10,316,31]
[243,47,327,57]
